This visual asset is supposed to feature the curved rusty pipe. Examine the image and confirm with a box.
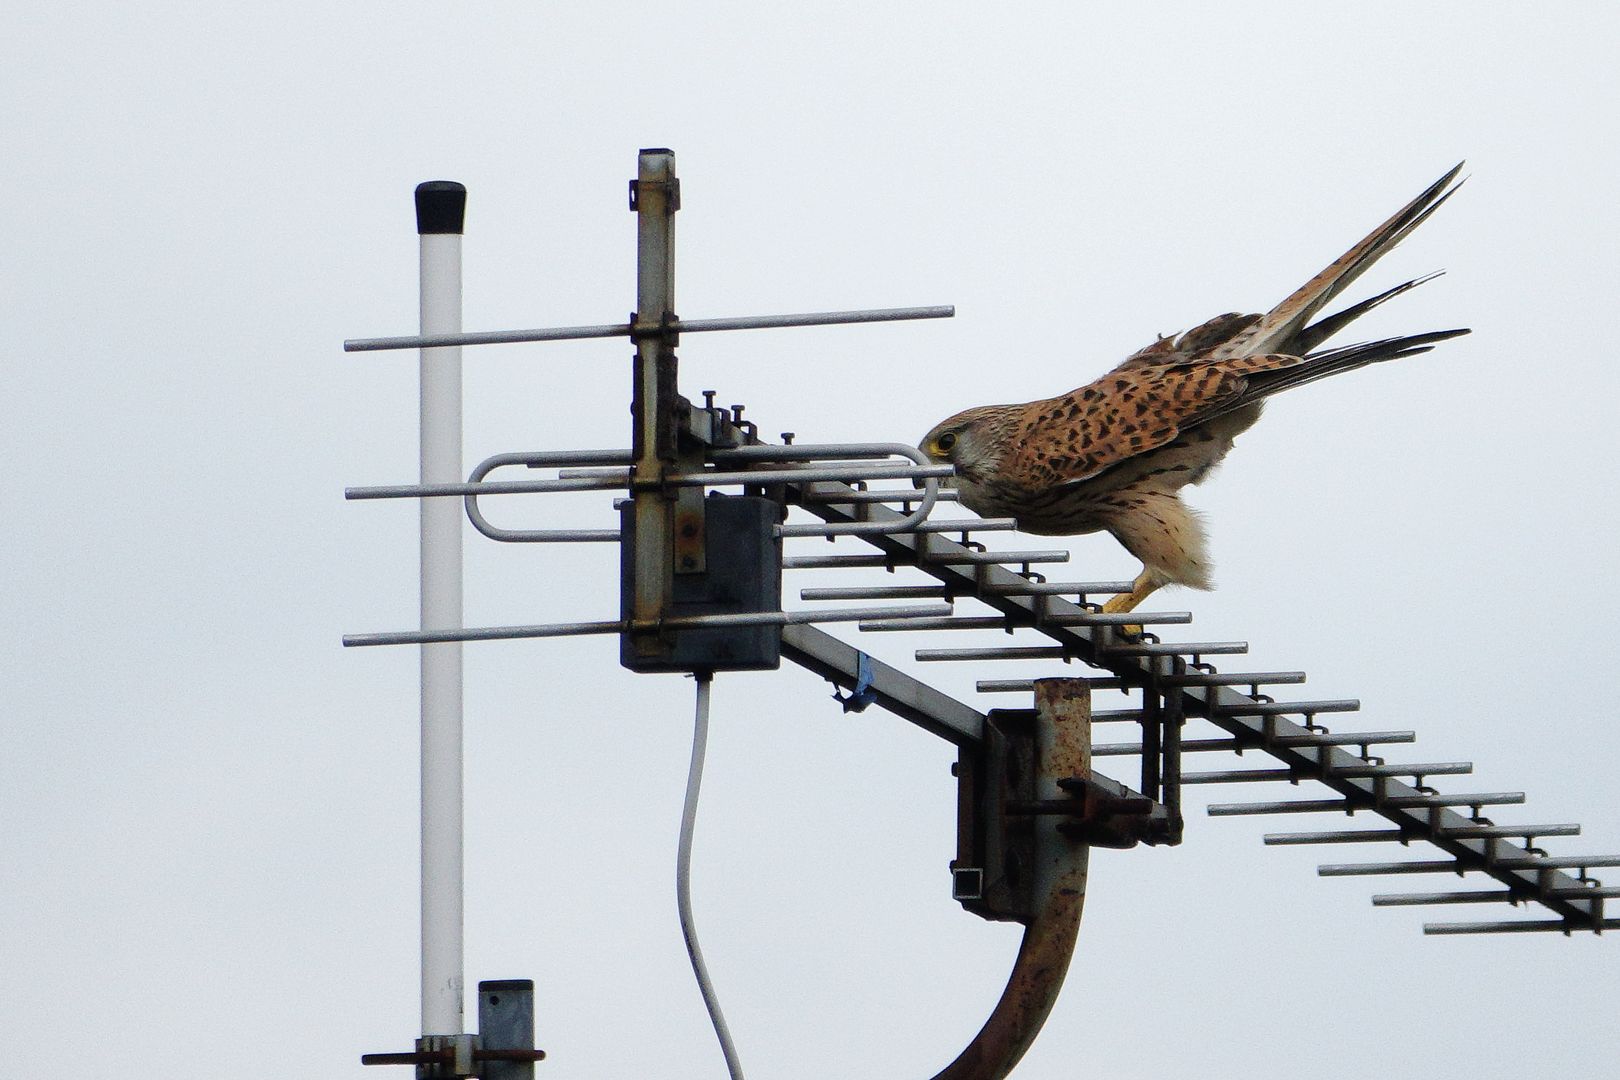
[931,679,1092,1080]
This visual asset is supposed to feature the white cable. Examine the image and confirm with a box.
[678,673,745,1080]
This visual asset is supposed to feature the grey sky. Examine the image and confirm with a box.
[4,4,1617,1078]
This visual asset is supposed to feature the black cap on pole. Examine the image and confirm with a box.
[415,181,467,235]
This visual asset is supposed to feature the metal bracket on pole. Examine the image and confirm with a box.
[361,983,545,1077]
[478,980,540,1080]
[932,679,1094,1080]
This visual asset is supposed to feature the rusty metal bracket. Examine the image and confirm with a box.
[672,487,707,574]
[360,1041,546,1076]
[626,150,681,663]
[953,701,1169,922]
[932,679,1092,1080]
[363,979,545,1078]
[628,173,681,212]
[1052,776,1168,849]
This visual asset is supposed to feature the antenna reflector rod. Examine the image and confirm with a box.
[343,604,955,648]
[344,304,955,352]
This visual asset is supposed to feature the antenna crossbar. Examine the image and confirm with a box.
[343,305,955,352]
[769,465,1614,932]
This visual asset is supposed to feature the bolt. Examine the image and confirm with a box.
[679,522,698,538]
[702,390,717,410]
[781,432,795,445]
[680,555,698,569]
[730,404,745,423]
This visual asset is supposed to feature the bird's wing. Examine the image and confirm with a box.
[1111,312,1260,370]
[1006,352,1304,488]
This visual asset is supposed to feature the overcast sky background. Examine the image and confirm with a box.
[5,4,1618,1079]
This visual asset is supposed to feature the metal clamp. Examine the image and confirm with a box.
[361,1037,546,1077]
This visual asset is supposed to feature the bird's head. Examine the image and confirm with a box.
[918,405,1023,501]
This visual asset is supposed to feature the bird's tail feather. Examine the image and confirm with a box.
[1219,328,1471,417]
[1221,164,1466,358]
[1291,271,1444,354]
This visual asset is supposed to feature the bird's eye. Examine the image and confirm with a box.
[937,432,957,453]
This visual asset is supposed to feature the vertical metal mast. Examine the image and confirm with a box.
[627,149,680,661]
[415,180,467,1040]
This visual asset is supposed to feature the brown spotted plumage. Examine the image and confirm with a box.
[921,166,1470,619]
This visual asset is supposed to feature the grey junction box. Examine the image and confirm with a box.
[619,494,783,673]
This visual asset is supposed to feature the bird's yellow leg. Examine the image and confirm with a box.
[1100,568,1165,637]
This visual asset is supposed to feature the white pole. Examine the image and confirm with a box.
[415,180,466,1038]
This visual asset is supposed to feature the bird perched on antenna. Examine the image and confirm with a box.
[920,165,1468,624]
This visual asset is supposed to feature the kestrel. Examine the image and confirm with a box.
[920,165,1469,621]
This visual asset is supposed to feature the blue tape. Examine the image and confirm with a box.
[838,651,878,714]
